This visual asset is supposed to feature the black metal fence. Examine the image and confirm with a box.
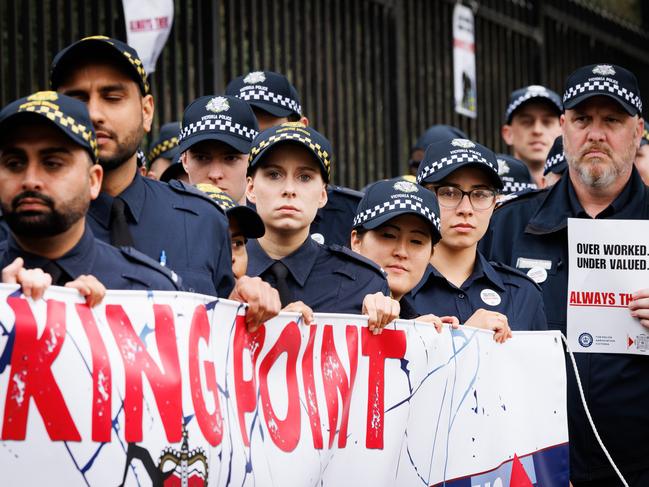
[1,0,648,188]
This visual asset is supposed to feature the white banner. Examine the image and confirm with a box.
[122,0,174,74]
[0,285,568,486]
[568,218,649,354]
[453,3,477,119]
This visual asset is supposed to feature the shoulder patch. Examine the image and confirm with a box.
[119,246,182,289]
[328,244,387,278]
[496,188,545,209]
[489,261,542,291]
[328,185,364,201]
[167,179,226,214]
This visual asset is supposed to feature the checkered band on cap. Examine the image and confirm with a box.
[179,119,258,143]
[19,103,98,160]
[148,137,179,161]
[503,181,537,193]
[353,198,441,231]
[122,51,150,94]
[563,80,642,113]
[250,131,331,175]
[544,152,565,172]
[416,152,495,184]
[506,91,554,120]
[208,192,237,211]
[238,89,302,115]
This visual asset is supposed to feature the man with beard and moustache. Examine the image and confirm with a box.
[49,36,280,330]
[0,91,182,299]
[481,64,649,486]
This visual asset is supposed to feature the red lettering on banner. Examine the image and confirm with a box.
[233,315,265,446]
[321,325,358,448]
[362,328,407,449]
[302,325,323,448]
[188,305,223,446]
[259,321,301,452]
[77,304,112,442]
[2,298,80,441]
[106,304,181,443]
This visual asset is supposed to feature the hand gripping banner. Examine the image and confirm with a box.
[0,285,568,486]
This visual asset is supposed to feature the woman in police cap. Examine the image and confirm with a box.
[409,138,548,339]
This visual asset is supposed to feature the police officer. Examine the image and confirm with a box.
[543,135,567,188]
[146,121,181,181]
[226,70,362,247]
[245,122,397,331]
[49,36,280,330]
[178,95,259,204]
[195,183,265,280]
[408,137,546,338]
[501,85,563,187]
[0,91,180,298]
[495,154,538,196]
[635,119,649,185]
[481,64,649,486]
[407,124,467,176]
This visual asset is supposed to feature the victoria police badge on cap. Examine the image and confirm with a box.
[393,180,418,193]
[206,96,230,113]
[592,65,615,76]
[497,159,510,176]
[244,71,266,84]
[451,138,475,149]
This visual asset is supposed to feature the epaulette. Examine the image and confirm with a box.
[489,261,542,291]
[327,244,388,278]
[328,185,364,201]
[119,246,182,289]
[495,187,545,209]
[166,179,226,214]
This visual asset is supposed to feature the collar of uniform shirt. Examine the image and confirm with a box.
[410,252,506,296]
[88,171,145,227]
[3,222,98,280]
[526,166,642,234]
[246,237,320,287]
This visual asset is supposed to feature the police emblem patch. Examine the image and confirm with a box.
[497,159,510,176]
[27,91,58,102]
[206,96,230,113]
[451,138,475,149]
[244,71,266,84]
[393,180,418,193]
[592,64,615,76]
[526,85,547,94]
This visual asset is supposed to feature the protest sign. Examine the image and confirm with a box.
[122,0,174,74]
[0,285,568,486]
[568,218,649,355]
[453,3,477,119]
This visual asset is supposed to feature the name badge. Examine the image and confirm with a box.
[516,257,552,270]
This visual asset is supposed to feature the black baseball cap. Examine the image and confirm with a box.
[196,183,265,239]
[495,154,537,194]
[543,136,567,176]
[248,122,332,183]
[353,178,442,244]
[417,138,503,190]
[563,64,642,116]
[412,125,468,152]
[50,35,150,95]
[504,85,562,123]
[0,90,98,163]
[226,71,302,118]
[148,121,181,163]
[178,95,259,155]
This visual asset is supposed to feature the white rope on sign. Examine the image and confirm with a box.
[561,333,629,487]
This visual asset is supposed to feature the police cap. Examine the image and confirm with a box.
[225,71,302,118]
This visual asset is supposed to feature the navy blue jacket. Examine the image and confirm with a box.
[405,252,547,331]
[247,236,389,314]
[87,172,234,297]
[480,168,649,481]
[0,225,181,291]
[309,185,363,247]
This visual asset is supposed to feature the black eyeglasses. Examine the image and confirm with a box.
[431,186,497,210]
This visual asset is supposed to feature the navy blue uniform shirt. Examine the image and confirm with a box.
[310,185,363,247]
[405,252,547,331]
[246,236,389,314]
[0,225,181,291]
[87,171,234,297]
[480,167,649,482]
